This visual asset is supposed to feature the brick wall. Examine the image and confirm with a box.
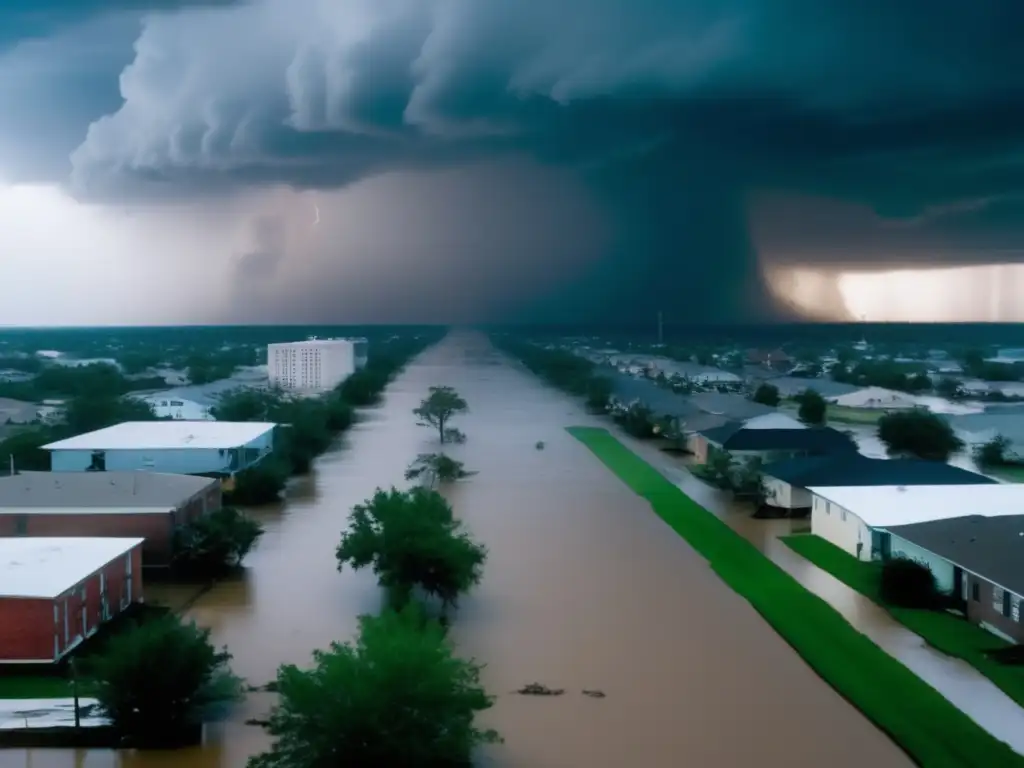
[0,513,173,565]
[965,574,1024,643]
[0,598,53,661]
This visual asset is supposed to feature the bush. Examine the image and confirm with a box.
[614,403,657,438]
[878,410,965,462]
[172,506,264,578]
[247,606,500,768]
[336,487,487,611]
[752,383,781,407]
[405,453,473,487]
[85,614,242,745]
[797,389,827,426]
[227,458,291,505]
[879,557,940,609]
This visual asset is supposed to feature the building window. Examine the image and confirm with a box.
[1012,595,1021,622]
[993,586,1005,613]
[840,508,846,522]
[971,582,980,602]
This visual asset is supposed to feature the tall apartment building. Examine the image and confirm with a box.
[267,338,356,393]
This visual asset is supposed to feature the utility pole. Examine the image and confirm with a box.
[657,311,664,346]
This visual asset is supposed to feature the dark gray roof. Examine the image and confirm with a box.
[701,425,857,453]
[886,515,1024,597]
[688,393,776,421]
[607,373,698,419]
[0,471,217,509]
[762,454,996,488]
[767,377,861,399]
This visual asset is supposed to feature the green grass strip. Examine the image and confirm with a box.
[783,533,1024,710]
[566,426,1022,768]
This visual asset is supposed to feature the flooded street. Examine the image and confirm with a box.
[11,332,916,767]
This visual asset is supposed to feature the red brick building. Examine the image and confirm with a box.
[0,537,144,663]
[0,471,221,566]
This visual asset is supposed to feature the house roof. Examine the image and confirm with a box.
[0,537,144,599]
[886,515,1024,598]
[767,377,861,399]
[607,373,698,418]
[762,454,995,488]
[42,421,276,451]
[702,425,857,452]
[0,471,217,511]
[689,393,776,421]
[807,483,1024,528]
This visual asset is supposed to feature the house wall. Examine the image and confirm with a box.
[0,544,143,663]
[965,574,1024,643]
[0,598,54,662]
[810,494,873,560]
[762,478,813,509]
[689,435,710,464]
[887,534,957,594]
[0,512,174,564]
[50,435,274,476]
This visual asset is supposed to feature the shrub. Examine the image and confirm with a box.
[173,506,264,578]
[879,557,939,608]
[227,458,290,505]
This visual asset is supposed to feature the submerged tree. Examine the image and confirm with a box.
[751,383,781,407]
[414,386,469,444]
[172,506,264,578]
[336,487,487,611]
[405,453,474,487]
[248,606,501,768]
[877,409,964,462]
[86,614,242,745]
[975,434,1011,468]
[796,389,827,426]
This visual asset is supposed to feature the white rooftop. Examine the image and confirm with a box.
[42,421,276,451]
[808,483,1024,529]
[0,538,144,599]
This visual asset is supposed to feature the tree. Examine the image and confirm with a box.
[751,383,780,407]
[975,435,1011,468]
[877,409,964,462]
[414,386,468,444]
[585,376,613,412]
[797,389,827,426]
[336,487,487,611]
[86,614,242,745]
[247,606,500,768]
[936,377,964,399]
[63,395,160,435]
[227,457,291,505]
[615,402,656,438]
[405,453,474,487]
[172,506,264,578]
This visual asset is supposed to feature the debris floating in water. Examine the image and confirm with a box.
[514,682,564,696]
[582,689,606,698]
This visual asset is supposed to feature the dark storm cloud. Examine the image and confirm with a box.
[7,0,1024,321]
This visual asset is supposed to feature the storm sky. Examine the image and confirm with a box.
[1,0,1023,326]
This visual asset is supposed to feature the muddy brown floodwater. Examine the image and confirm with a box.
[10,331,913,768]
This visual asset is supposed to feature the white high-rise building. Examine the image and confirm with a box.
[267,338,356,393]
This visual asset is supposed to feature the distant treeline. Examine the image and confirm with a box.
[491,336,611,411]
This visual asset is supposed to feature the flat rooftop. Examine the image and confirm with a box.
[808,483,1024,529]
[42,421,276,452]
[0,538,144,599]
[0,471,217,512]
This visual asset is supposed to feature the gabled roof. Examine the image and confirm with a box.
[0,471,217,509]
[886,515,1024,597]
[701,425,857,453]
[762,454,995,488]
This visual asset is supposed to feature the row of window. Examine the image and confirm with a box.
[968,580,1022,622]
[813,496,847,522]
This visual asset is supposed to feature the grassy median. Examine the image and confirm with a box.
[567,426,1022,768]
[783,533,1024,710]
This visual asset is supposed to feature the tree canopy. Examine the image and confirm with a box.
[336,487,487,610]
[796,389,827,426]
[414,386,469,444]
[751,383,780,407]
[172,506,264,578]
[405,453,473,487]
[248,606,500,768]
[86,614,242,745]
[877,409,964,462]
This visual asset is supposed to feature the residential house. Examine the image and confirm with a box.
[807,483,1024,563]
[746,349,792,371]
[0,537,144,663]
[650,360,742,386]
[884,515,1024,642]
[827,386,918,410]
[946,412,1024,461]
[698,422,855,465]
[761,454,995,512]
[0,471,222,566]
[41,421,276,477]
[139,395,212,421]
[766,377,860,400]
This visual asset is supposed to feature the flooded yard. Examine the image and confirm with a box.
[9,332,914,767]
